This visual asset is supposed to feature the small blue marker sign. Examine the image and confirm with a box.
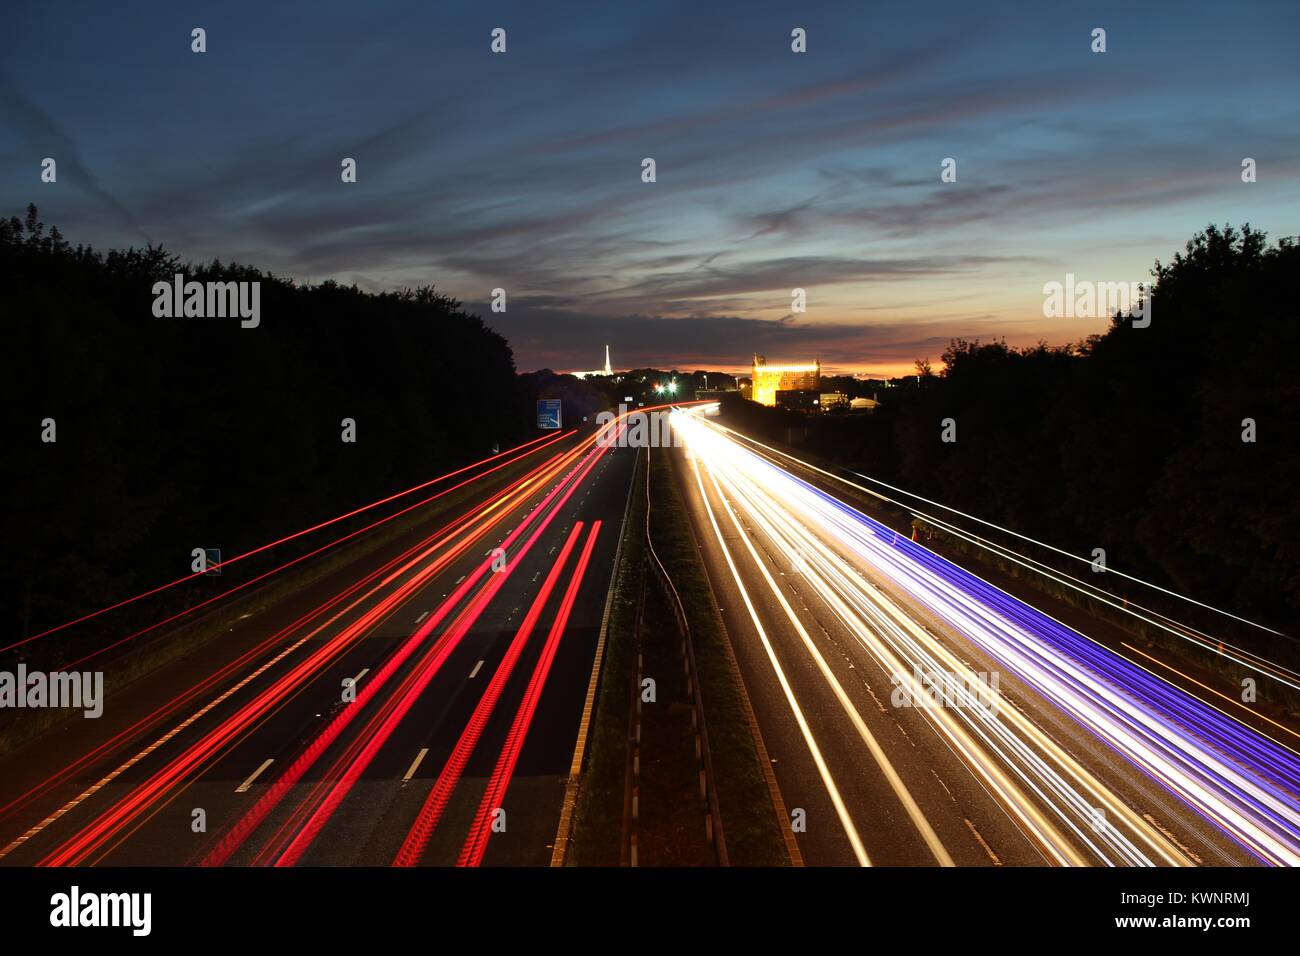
[537,399,562,430]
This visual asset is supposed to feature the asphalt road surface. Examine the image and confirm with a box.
[670,407,1300,867]
[0,423,637,867]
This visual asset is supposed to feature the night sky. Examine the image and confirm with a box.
[3,1,1298,375]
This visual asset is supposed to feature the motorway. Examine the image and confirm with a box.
[6,402,1300,869]
[0,418,638,867]
[670,406,1300,867]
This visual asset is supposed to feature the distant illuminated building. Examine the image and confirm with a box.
[751,354,820,406]
[775,389,820,411]
[571,345,616,379]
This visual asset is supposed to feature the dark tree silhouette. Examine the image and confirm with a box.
[3,206,536,655]
[720,224,1300,637]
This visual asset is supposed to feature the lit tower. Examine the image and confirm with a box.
[603,345,613,376]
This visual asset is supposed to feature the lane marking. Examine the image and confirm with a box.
[704,445,954,866]
[0,615,328,861]
[235,759,275,793]
[415,610,429,624]
[553,446,638,866]
[469,660,485,679]
[688,454,871,866]
[402,748,429,785]
[3,439,591,862]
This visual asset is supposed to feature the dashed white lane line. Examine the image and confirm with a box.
[235,758,275,793]
[0,620,321,861]
[402,748,429,785]
[347,667,370,686]
[455,575,466,585]
[414,610,429,624]
[469,660,485,679]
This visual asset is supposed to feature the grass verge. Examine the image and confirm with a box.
[567,449,644,865]
[649,445,790,865]
[570,444,790,865]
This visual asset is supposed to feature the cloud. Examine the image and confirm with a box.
[3,1,1298,376]
[0,69,152,244]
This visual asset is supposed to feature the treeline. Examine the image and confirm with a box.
[3,205,535,649]
[725,224,1300,635]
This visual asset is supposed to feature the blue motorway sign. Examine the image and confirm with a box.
[536,399,562,430]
